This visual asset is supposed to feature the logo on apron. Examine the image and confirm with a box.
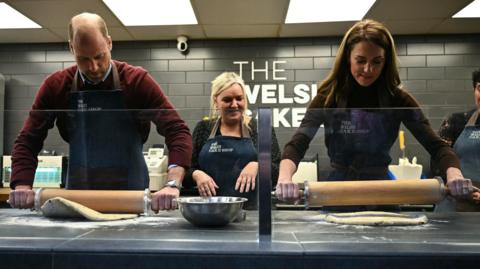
[76,99,101,111]
[339,120,369,134]
[208,141,234,153]
[468,130,480,139]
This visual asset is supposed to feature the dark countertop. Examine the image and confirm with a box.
[1,209,480,269]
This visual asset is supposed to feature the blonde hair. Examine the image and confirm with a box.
[210,72,251,127]
[315,19,400,108]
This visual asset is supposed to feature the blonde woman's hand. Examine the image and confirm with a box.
[235,162,258,193]
[193,170,218,197]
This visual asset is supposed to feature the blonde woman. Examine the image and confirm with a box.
[276,19,473,205]
[185,72,280,209]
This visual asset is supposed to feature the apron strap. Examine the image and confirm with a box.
[72,69,79,92]
[466,110,480,127]
[71,62,120,92]
[208,118,251,139]
[241,120,251,138]
[111,63,121,90]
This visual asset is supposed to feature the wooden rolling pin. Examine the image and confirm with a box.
[304,178,445,206]
[34,188,150,214]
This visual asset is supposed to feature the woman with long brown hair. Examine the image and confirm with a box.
[276,19,472,206]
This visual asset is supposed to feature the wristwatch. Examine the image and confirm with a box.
[164,179,181,189]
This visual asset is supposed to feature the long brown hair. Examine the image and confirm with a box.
[314,19,400,108]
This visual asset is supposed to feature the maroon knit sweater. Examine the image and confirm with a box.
[11,60,192,188]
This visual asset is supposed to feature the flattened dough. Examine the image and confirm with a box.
[41,197,138,221]
[321,211,428,226]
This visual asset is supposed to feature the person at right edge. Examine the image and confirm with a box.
[436,68,480,211]
[275,19,474,211]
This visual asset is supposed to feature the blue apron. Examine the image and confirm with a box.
[325,108,399,212]
[326,109,397,181]
[198,119,257,209]
[453,110,480,211]
[66,63,149,190]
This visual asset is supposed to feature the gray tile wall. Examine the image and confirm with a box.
[0,35,479,177]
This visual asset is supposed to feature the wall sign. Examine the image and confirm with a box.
[234,60,317,128]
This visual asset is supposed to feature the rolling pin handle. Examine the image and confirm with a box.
[304,180,310,209]
[444,185,480,195]
[435,176,480,197]
[433,177,448,199]
[270,188,305,203]
[34,188,44,213]
[143,188,151,216]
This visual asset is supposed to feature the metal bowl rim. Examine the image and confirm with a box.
[176,196,248,204]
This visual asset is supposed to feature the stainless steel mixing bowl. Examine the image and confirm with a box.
[176,196,248,226]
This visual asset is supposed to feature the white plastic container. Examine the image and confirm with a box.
[388,157,422,180]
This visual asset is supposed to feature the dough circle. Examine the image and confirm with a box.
[41,197,138,221]
[322,211,428,226]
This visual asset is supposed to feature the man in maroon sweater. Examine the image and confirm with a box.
[8,12,192,212]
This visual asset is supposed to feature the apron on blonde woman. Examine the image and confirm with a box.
[198,119,257,209]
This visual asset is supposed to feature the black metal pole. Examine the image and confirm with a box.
[257,107,272,243]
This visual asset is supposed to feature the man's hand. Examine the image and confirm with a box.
[9,185,35,209]
[150,165,186,212]
[150,187,179,213]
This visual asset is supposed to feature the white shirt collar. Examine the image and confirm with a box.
[78,62,112,85]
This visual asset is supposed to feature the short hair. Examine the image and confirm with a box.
[473,68,480,88]
[209,72,250,126]
[68,12,109,41]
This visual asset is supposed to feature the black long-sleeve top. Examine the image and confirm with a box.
[282,85,461,174]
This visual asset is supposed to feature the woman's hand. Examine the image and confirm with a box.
[472,192,480,204]
[446,167,474,199]
[235,162,258,193]
[275,179,299,201]
[275,159,299,201]
[192,170,218,197]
